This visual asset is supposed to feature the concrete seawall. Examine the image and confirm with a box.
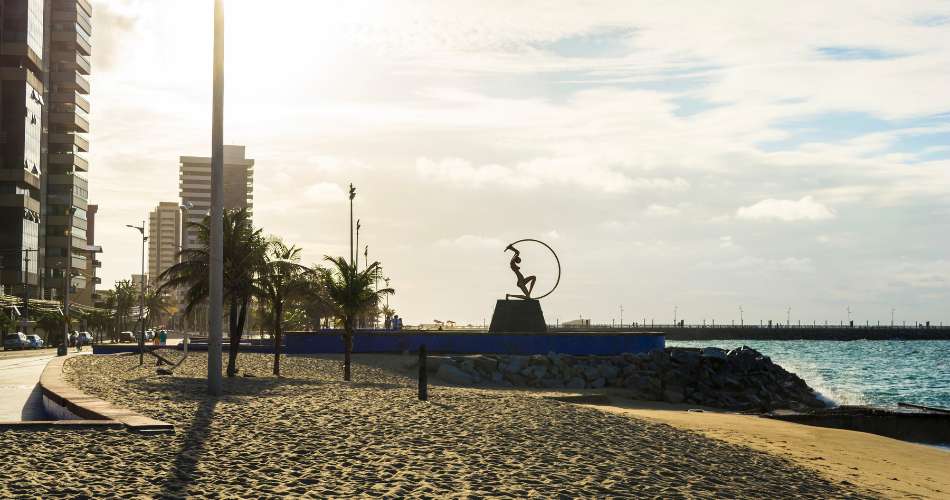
[285,331,665,356]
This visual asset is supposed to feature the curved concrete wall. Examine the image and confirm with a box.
[285,332,665,356]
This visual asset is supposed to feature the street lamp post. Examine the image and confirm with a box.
[355,219,361,269]
[739,305,744,326]
[207,0,225,396]
[0,249,36,336]
[126,222,147,365]
[349,184,356,266]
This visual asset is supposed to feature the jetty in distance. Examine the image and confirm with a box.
[550,324,950,341]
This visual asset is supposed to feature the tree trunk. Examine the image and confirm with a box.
[273,300,283,376]
[343,321,352,381]
[227,295,248,377]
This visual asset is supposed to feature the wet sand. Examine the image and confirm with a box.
[584,399,950,499]
[0,352,870,498]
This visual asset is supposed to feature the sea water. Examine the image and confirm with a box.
[666,340,950,409]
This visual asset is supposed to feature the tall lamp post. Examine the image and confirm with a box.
[58,190,79,357]
[349,184,356,266]
[126,222,147,365]
[206,0,225,396]
[0,249,36,336]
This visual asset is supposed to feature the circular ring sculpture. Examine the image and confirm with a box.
[504,238,561,300]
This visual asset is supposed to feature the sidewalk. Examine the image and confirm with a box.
[0,351,88,421]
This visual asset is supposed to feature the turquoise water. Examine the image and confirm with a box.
[667,340,950,409]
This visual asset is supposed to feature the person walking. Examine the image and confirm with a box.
[75,333,82,352]
[159,330,167,346]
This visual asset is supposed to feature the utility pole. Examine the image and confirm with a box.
[207,0,225,396]
[786,306,791,327]
[355,219,361,269]
[59,197,77,357]
[619,305,623,328]
[673,305,677,326]
[349,184,356,267]
[1,249,37,336]
[126,222,147,364]
[891,308,895,327]
[846,306,852,327]
[739,305,744,326]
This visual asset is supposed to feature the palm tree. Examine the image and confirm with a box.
[144,288,172,329]
[297,265,335,331]
[159,208,266,377]
[323,256,393,381]
[257,238,307,376]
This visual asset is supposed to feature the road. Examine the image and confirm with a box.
[0,350,56,421]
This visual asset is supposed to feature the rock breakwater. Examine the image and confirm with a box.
[421,347,827,412]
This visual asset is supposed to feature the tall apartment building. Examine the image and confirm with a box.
[43,0,94,303]
[148,201,180,286]
[179,145,254,250]
[0,0,45,298]
[0,0,96,304]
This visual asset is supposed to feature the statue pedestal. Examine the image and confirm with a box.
[489,299,547,333]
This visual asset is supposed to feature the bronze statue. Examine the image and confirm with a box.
[504,239,561,300]
[506,245,536,299]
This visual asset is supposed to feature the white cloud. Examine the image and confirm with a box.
[644,204,681,217]
[303,182,345,203]
[436,235,503,249]
[719,236,736,249]
[736,196,835,221]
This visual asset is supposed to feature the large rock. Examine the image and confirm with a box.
[436,363,474,385]
[701,347,727,361]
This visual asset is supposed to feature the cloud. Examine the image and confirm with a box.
[436,235,503,249]
[736,196,835,221]
[644,204,681,217]
[303,182,344,203]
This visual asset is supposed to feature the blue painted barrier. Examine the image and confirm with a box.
[284,331,664,356]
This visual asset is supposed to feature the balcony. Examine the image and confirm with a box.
[49,152,89,172]
[48,132,89,153]
[0,193,40,212]
[52,30,91,56]
[51,71,90,94]
[92,260,101,268]
[0,168,41,190]
[52,50,90,75]
[49,112,89,133]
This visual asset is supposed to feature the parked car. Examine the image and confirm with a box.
[3,332,30,351]
[78,332,94,346]
[25,334,44,349]
[145,330,155,341]
[120,331,135,342]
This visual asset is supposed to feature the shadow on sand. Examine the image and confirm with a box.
[157,397,218,499]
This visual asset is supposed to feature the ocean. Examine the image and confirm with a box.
[666,340,950,409]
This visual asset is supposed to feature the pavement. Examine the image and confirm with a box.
[0,349,88,421]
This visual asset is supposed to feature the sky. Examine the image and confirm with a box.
[88,0,950,326]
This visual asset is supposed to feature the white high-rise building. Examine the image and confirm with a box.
[179,145,254,250]
[148,202,181,286]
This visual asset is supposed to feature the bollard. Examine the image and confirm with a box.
[418,345,428,401]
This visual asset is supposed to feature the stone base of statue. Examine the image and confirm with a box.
[489,299,547,333]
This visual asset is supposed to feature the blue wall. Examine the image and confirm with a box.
[285,332,664,356]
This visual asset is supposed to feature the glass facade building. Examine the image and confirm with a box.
[0,0,97,304]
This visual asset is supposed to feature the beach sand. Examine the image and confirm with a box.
[0,352,874,498]
[582,399,950,499]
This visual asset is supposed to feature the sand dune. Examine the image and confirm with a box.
[0,353,870,498]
